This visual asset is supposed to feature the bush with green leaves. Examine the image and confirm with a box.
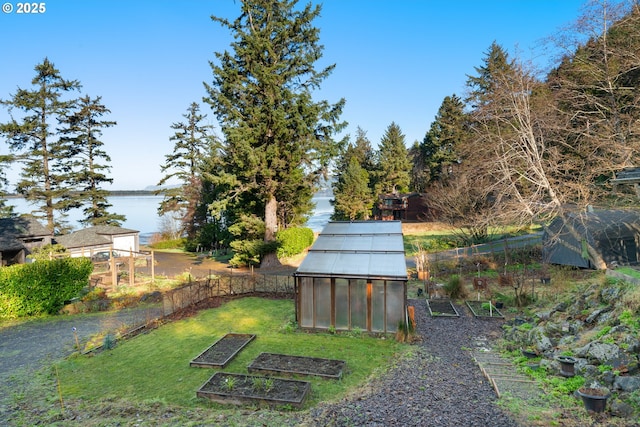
[276,226,314,258]
[444,275,467,299]
[0,257,93,318]
[229,239,278,267]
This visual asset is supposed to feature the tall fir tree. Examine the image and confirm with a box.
[0,58,80,232]
[332,156,373,220]
[58,95,124,227]
[331,127,376,220]
[204,0,346,261]
[418,94,466,185]
[376,122,411,195]
[157,102,216,239]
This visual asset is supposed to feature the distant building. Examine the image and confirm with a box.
[0,216,52,265]
[374,192,429,221]
[55,225,140,258]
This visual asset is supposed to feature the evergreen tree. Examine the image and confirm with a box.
[332,156,373,220]
[0,58,80,232]
[332,127,376,220]
[465,42,514,110]
[419,95,466,184]
[376,122,411,194]
[204,0,346,262]
[58,95,124,226]
[157,102,216,239]
[0,154,15,218]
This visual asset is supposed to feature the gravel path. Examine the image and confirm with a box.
[306,298,520,427]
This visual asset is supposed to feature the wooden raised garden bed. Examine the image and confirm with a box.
[426,299,460,317]
[247,352,346,379]
[190,333,255,368]
[465,300,504,319]
[197,372,311,408]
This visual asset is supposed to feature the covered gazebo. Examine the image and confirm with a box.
[294,221,407,332]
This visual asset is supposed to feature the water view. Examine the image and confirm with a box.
[7,192,334,244]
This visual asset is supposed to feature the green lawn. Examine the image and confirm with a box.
[56,297,406,409]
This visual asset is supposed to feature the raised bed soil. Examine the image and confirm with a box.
[426,299,460,317]
[248,352,346,379]
[197,372,311,408]
[465,300,504,319]
[190,333,255,368]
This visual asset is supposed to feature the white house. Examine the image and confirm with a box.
[55,225,140,258]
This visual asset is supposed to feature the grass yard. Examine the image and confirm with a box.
[55,297,406,410]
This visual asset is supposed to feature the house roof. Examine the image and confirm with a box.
[0,216,50,251]
[55,225,139,249]
[295,221,407,280]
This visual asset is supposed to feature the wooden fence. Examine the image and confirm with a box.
[162,273,294,315]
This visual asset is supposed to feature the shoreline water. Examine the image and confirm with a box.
[6,193,333,244]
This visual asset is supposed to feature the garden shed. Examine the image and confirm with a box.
[294,221,407,332]
[542,209,640,268]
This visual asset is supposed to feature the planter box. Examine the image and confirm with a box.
[465,300,504,319]
[248,352,346,379]
[197,372,311,408]
[190,333,256,368]
[426,299,460,317]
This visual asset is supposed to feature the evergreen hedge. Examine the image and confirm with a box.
[276,227,315,258]
[0,257,93,319]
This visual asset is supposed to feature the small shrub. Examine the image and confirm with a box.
[280,318,298,334]
[103,334,117,350]
[264,378,274,393]
[444,275,467,300]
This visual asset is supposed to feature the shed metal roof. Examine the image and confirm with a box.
[296,221,407,280]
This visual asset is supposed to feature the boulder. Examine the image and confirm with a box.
[613,375,640,393]
[599,286,622,304]
[609,399,636,419]
[586,342,620,364]
[528,326,554,352]
[585,306,611,324]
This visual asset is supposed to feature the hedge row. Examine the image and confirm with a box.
[0,257,93,319]
[276,227,315,258]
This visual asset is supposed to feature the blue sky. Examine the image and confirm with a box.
[0,0,587,190]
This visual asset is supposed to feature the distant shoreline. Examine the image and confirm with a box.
[4,190,158,199]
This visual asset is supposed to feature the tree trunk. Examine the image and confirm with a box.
[264,194,278,242]
[261,194,281,269]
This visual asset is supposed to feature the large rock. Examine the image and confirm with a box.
[613,375,640,392]
[586,342,620,364]
[599,286,622,304]
[528,326,554,352]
